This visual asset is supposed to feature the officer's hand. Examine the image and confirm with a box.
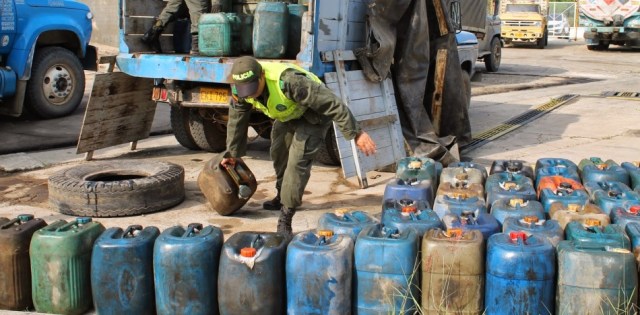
[221,157,237,168]
[355,131,377,156]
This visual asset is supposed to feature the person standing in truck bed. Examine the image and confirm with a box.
[141,0,213,54]
[221,56,377,236]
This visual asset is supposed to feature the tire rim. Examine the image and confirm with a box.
[493,43,501,66]
[42,64,75,106]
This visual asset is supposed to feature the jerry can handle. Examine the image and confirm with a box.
[381,226,399,238]
[409,212,418,221]
[342,213,355,222]
[316,235,327,246]
[183,223,203,237]
[251,234,264,249]
[0,214,33,229]
[123,225,143,238]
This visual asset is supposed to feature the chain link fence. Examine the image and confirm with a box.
[548,1,581,40]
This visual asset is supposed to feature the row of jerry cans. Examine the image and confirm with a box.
[319,209,640,314]
[198,2,307,58]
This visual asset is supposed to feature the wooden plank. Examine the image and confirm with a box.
[317,19,366,42]
[431,49,448,133]
[347,1,368,22]
[325,81,383,101]
[123,0,167,17]
[341,145,397,178]
[433,0,450,36]
[124,17,176,35]
[77,72,157,154]
[316,40,365,54]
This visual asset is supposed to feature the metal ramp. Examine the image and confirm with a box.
[324,50,405,188]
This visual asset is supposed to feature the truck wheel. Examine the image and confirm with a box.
[315,128,341,166]
[48,160,185,217]
[484,37,501,72]
[188,109,226,152]
[462,70,471,111]
[587,42,609,51]
[25,47,85,119]
[536,36,546,49]
[170,106,200,150]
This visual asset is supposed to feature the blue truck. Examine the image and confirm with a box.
[0,0,97,119]
[113,0,475,165]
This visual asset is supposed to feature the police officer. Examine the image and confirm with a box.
[141,0,212,54]
[222,56,377,236]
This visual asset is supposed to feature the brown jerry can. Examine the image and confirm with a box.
[198,153,258,215]
[0,214,47,311]
[548,202,610,230]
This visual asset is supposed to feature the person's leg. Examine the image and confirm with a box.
[142,0,186,52]
[277,122,328,235]
[184,0,212,53]
[263,120,294,210]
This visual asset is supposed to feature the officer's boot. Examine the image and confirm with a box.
[190,34,199,55]
[262,189,282,210]
[277,206,295,237]
[141,20,163,53]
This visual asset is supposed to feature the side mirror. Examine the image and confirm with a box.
[449,0,462,32]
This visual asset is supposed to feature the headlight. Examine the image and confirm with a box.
[86,12,93,20]
[628,18,640,28]
[533,21,541,26]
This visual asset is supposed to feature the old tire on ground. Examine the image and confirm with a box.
[484,37,501,72]
[48,160,185,217]
[25,47,85,119]
[315,128,341,166]
[189,109,226,152]
[170,105,200,150]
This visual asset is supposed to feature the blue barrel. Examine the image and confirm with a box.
[354,225,419,314]
[579,157,630,186]
[484,172,536,210]
[383,177,435,207]
[565,221,630,249]
[381,198,430,222]
[317,210,377,239]
[253,2,288,58]
[421,228,485,314]
[218,232,288,315]
[442,210,500,240]
[625,222,640,252]
[490,159,535,181]
[611,204,640,228]
[448,161,488,181]
[92,225,159,315]
[286,4,307,58]
[549,202,610,230]
[154,224,223,315]
[433,194,487,219]
[557,240,638,314]
[538,182,589,214]
[622,161,640,190]
[382,208,442,236]
[490,198,545,228]
[286,230,353,314]
[485,232,555,314]
[396,157,441,186]
[585,181,640,214]
[502,216,564,247]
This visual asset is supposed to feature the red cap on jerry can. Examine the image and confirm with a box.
[240,247,257,258]
[509,231,527,242]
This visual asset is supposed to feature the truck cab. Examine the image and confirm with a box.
[500,0,548,49]
[0,0,96,118]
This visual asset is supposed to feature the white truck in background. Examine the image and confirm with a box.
[579,0,640,50]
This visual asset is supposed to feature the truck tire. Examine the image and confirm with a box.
[25,47,85,119]
[536,30,547,49]
[587,42,610,51]
[484,37,501,72]
[48,160,185,217]
[170,106,200,150]
[188,109,226,152]
[315,128,341,166]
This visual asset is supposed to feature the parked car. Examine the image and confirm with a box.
[548,13,570,36]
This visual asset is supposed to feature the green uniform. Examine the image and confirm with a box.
[227,63,361,209]
[157,0,210,34]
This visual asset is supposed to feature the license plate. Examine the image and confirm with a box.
[515,32,524,38]
[200,87,230,104]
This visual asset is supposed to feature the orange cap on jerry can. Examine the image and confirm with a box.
[509,199,525,207]
[567,204,580,212]
[240,247,257,258]
[446,228,463,238]
[584,218,601,227]
[408,160,423,169]
[317,230,334,237]
[402,206,418,213]
[523,216,539,223]
[630,205,640,214]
